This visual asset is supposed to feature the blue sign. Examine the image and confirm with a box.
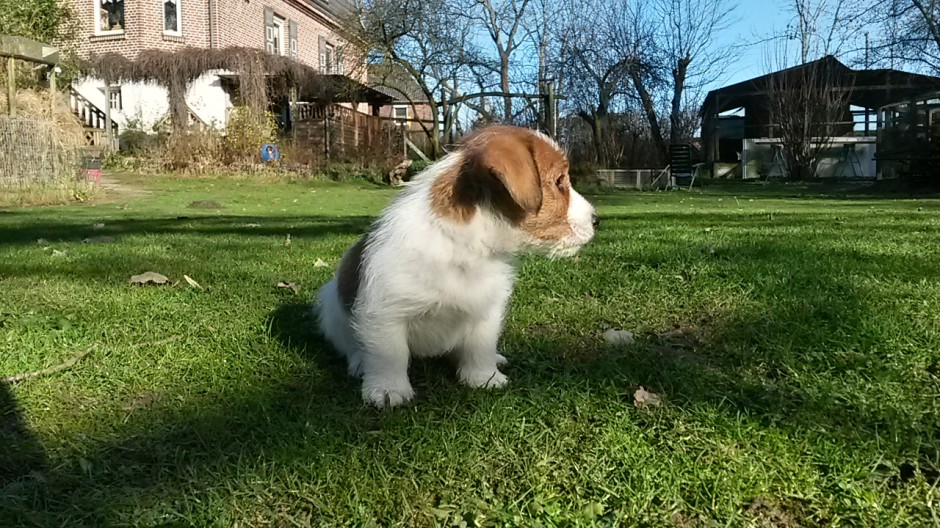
[260,143,281,162]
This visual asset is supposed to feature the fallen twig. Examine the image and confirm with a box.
[2,346,96,384]
[1,335,184,384]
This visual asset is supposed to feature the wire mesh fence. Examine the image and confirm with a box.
[0,115,84,188]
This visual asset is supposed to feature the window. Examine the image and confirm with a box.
[164,0,182,35]
[393,105,408,124]
[335,46,344,75]
[323,43,335,74]
[95,0,125,34]
[108,87,122,111]
[271,16,286,55]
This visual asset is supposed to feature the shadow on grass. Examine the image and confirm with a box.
[582,179,940,201]
[0,384,47,486]
[1,235,938,524]
[0,214,377,248]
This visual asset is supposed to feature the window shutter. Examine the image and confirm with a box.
[318,35,327,73]
[336,46,344,75]
[288,20,298,59]
[263,7,275,54]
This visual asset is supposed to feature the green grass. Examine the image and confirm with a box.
[1,175,939,526]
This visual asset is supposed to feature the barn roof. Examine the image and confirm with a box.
[701,56,940,116]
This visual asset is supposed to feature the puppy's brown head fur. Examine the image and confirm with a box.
[431,125,574,241]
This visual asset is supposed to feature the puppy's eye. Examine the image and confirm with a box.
[555,175,567,191]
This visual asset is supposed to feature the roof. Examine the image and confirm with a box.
[302,74,393,104]
[367,62,427,104]
[701,56,940,116]
[293,0,354,23]
[217,73,393,105]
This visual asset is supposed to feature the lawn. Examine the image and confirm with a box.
[1,174,938,526]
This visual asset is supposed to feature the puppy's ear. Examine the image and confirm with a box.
[464,133,543,215]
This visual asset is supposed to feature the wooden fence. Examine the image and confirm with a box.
[293,103,433,163]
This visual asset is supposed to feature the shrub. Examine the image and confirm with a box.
[220,108,278,165]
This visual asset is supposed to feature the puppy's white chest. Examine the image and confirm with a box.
[404,261,512,357]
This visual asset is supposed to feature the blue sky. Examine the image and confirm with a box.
[710,0,791,88]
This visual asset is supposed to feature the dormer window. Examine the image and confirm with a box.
[164,0,182,36]
[95,0,125,35]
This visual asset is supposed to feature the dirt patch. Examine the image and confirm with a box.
[98,174,151,199]
[670,512,703,528]
[745,497,801,528]
[123,391,160,411]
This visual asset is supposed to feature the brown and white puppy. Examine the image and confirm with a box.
[315,125,598,408]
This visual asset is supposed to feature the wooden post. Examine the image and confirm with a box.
[48,67,57,117]
[353,104,360,147]
[546,83,556,139]
[441,88,451,146]
[324,110,330,160]
[7,57,16,116]
[103,83,113,150]
[289,85,298,135]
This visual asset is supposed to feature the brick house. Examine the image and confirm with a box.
[68,0,376,134]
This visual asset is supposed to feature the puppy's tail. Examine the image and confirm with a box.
[314,279,358,360]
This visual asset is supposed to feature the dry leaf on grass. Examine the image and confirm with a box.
[130,272,170,285]
[92,223,106,230]
[276,282,301,294]
[633,386,663,410]
[51,249,67,258]
[314,258,329,268]
[602,328,636,347]
[183,275,203,289]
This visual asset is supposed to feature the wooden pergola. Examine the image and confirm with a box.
[0,35,61,116]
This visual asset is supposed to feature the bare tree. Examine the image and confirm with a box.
[866,0,940,71]
[347,0,477,158]
[653,0,735,144]
[520,0,572,131]
[781,0,865,64]
[467,0,532,123]
[766,57,854,180]
[560,0,638,167]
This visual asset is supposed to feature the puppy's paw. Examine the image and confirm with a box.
[459,368,509,389]
[495,353,508,366]
[362,379,415,409]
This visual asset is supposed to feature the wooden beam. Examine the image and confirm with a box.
[437,91,568,107]
[0,35,59,66]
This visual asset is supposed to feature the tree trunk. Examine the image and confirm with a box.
[501,51,512,123]
[579,110,607,167]
[670,57,690,144]
[629,68,667,162]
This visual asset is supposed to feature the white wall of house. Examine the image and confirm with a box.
[72,71,233,134]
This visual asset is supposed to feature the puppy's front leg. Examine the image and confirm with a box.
[456,308,509,389]
[358,321,415,408]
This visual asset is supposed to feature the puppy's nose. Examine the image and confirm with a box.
[591,213,600,228]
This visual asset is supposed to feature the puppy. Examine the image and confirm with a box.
[315,125,598,408]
